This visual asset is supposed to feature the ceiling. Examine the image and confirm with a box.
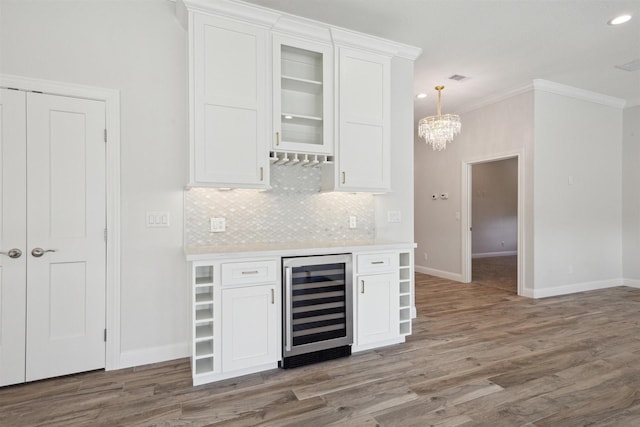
[241,0,640,121]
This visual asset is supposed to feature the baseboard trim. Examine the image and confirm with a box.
[472,251,517,259]
[623,278,640,288]
[118,342,190,370]
[415,265,463,282]
[529,278,623,299]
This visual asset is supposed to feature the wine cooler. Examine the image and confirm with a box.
[281,254,353,368]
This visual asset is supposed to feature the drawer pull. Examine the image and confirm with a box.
[241,270,259,275]
[271,288,275,304]
[371,261,385,265]
[361,280,365,294]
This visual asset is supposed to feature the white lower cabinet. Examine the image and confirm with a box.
[191,259,280,386]
[356,273,399,346]
[190,248,414,385]
[222,284,280,372]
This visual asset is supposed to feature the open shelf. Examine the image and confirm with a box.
[195,304,213,322]
[195,339,214,358]
[195,357,214,375]
[399,294,410,308]
[282,75,322,93]
[195,265,214,285]
[195,288,213,304]
[399,281,410,295]
[399,321,411,336]
[399,252,411,267]
[195,322,213,341]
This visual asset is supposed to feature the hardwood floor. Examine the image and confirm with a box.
[4,273,640,426]
[472,255,517,293]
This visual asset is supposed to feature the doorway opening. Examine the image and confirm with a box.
[462,152,524,295]
[471,158,517,293]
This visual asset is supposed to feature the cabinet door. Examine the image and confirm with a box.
[191,13,268,188]
[356,273,399,346]
[273,35,333,155]
[337,48,390,192]
[222,285,280,372]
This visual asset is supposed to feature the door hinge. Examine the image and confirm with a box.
[104,129,107,143]
[104,329,107,342]
[104,227,108,242]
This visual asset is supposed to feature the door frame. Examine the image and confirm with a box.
[1,74,122,370]
[461,150,524,295]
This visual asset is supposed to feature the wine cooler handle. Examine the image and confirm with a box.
[284,266,293,352]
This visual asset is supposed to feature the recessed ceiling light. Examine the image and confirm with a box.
[416,93,428,99]
[608,14,632,25]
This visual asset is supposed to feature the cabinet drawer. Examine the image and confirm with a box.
[356,253,396,274]
[221,260,277,286]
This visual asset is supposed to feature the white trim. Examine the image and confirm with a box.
[458,83,534,114]
[626,99,640,109]
[529,278,623,299]
[119,343,190,370]
[623,278,640,288]
[1,74,122,371]
[415,265,463,282]
[472,251,517,259]
[533,79,626,109]
[461,150,525,297]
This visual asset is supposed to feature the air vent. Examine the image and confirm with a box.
[448,74,468,81]
[615,59,640,72]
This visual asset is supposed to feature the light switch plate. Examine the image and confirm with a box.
[349,215,357,229]
[146,211,170,228]
[210,217,226,233]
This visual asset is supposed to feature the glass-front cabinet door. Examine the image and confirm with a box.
[272,35,333,155]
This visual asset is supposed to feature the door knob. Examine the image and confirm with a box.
[31,248,56,257]
[0,248,22,259]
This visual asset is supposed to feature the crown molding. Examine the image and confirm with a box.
[179,0,280,28]
[331,27,422,60]
[178,0,422,60]
[625,98,640,109]
[458,83,534,115]
[533,79,626,109]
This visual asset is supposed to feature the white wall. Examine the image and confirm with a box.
[1,0,190,365]
[472,158,518,256]
[414,90,534,285]
[533,90,622,294]
[622,106,640,284]
[1,0,418,367]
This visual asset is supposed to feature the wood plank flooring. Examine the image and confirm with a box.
[4,273,640,426]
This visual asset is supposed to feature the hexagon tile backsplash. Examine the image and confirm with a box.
[185,165,375,247]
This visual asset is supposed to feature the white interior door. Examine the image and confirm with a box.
[25,92,106,381]
[0,89,28,387]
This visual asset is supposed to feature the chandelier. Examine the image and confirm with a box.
[418,85,461,151]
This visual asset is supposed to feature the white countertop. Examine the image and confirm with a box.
[185,240,416,261]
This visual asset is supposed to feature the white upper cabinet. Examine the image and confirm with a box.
[333,48,390,192]
[190,13,269,188]
[272,35,333,155]
[178,0,421,191]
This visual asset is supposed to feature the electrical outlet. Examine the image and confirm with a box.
[440,193,449,200]
[431,194,438,200]
[349,215,357,229]
[210,217,226,233]
[423,252,428,261]
[501,241,505,247]
[387,211,401,223]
